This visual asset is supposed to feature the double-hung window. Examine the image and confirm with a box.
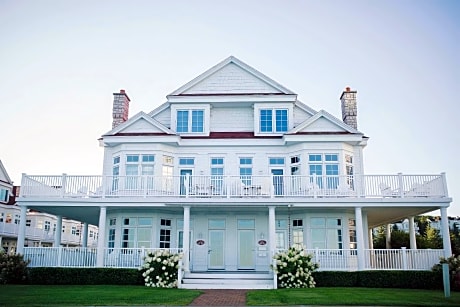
[259,109,288,133]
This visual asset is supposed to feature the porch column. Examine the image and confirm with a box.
[17,205,28,254]
[368,229,374,250]
[355,207,365,270]
[183,206,191,272]
[440,207,452,258]
[96,207,107,267]
[54,216,62,247]
[268,206,276,256]
[82,222,88,248]
[385,224,391,249]
[408,216,417,249]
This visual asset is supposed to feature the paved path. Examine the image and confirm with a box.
[188,289,247,306]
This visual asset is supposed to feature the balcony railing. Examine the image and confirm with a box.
[23,247,442,271]
[19,173,448,199]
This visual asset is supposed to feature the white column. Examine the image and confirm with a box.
[368,228,374,250]
[440,207,452,258]
[355,207,365,270]
[96,207,107,267]
[268,206,276,255]
[183,206,191,272]
[54,216,62,247]
[82,223,88,248]
[385,224,392,249]
[17,205,28,254]
[408,216,417,250]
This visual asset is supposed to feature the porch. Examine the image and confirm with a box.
[19,173,449,200]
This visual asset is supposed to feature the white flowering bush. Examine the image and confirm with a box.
[139,249,182,288]
[272,245,319,288]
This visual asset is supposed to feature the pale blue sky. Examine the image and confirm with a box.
[1,0,459,215]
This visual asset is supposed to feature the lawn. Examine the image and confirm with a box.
[2,285,460,306]
[0,285,201,306]
[247,287,460,306]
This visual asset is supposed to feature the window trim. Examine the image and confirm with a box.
[171,104,210,135]
[254,103,293,136]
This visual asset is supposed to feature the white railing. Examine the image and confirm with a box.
[24,247,183,268]
[301,248,443,271]
[24,247,98,267]
[19,173,448,200]
[25,247,441,271]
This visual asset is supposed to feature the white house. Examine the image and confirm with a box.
[16,56,453,289]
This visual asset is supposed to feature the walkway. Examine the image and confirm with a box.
[188,289,247,306]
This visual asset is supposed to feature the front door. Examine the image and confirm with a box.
[271,169,284,195]
[238,229,255,269]
[208,230,225,269]
[180,169,192,195]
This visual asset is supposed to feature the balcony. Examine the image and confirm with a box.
[19,173,448,200]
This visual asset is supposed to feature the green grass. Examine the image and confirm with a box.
[2,285,460,306]
[0,285,201,306]
[247,287,460,306]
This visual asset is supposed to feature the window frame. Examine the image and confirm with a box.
[171,104,210,135]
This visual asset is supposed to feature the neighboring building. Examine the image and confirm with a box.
[0,160,98,253]
[16,57,453,288]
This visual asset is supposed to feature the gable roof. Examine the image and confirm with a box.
[0,160,13,184]
[103,111,173,136]
[290,110,362,134]
[167,56,296,96]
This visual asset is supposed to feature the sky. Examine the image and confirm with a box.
[0,0,459,215]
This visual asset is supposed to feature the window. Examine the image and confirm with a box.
[345,154,354,188]
[124,154,155,190]
[292,219,304,248]
[108,229,116,249]
[276,219,287,249]
[308,154,339,188]
[349,219,357,249]
[0,189,9,202]
[0,212,3,222]
[269,157,285,165]
[71,226,77,235]
[44,221,51,232]
[211,158,224,192]
[179,158,195,165]
[26,219,31,227]
[177,110,204,133]
[311,217,343,249]
[239,157,252,185]
[259,109,288,133]
[14,214,20,225]
[159,218,172,248]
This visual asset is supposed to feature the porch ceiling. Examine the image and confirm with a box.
[24,202,443,229]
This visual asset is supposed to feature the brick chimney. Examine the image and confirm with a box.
[112,89,130,128]
[340,87,357,129]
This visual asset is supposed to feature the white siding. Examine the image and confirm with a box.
[293,106,313,128]
[154,108,171,129]
[211,107,254,132]
[183,63,282,95]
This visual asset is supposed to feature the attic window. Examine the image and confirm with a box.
[171,104,210,135]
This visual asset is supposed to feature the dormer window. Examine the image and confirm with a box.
[177,110,204,133]
[260,109,288,132]
[171,104,210,135]
[254,103,293,136]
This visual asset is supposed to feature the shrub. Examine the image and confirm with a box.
[28,267,143,285]
[0,252,30,284]
[272,245,319,288]
[432,255,460,290]
[139,250,182,288]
